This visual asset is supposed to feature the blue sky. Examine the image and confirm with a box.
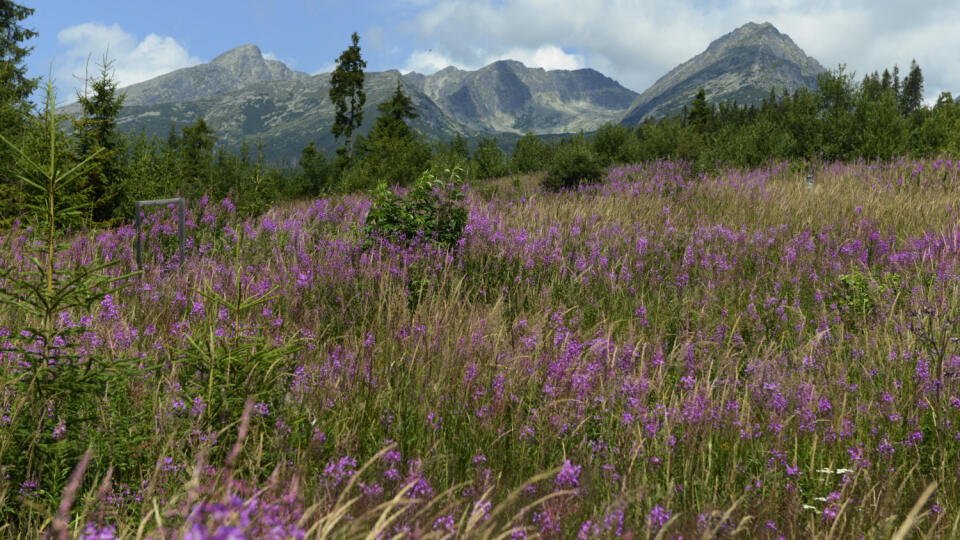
[22,0,960,106]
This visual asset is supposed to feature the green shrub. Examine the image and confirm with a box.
[541,139,604,191]
[363,166,467,249]
[592,122,635,165]
[510,131,552,173]
[472,136,508,179]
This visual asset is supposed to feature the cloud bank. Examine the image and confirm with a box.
[55,22,201,103]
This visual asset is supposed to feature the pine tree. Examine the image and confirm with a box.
[687,88,712,131]
[353,81,429,186]
[880,68,892,91]
[179,118,217,196]
[299,141,330,194]
[371,80,418,139]
[329,32,366,160]
[0,0,39,225]
[899,59,923,116]
[72,54,126,224]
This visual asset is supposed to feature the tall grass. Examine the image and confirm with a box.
[2,155,960,537]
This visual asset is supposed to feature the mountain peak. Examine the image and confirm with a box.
[211,44,264,65]
[620,21,825,124]
[113,43,307,108]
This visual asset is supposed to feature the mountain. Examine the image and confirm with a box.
[87,44,637,162]
[73,23,825,162]
[620,22,825,125]
[402,60,638,134]
[114,70,464,163]
[118,44,309,107]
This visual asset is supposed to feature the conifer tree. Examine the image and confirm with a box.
[899,59,924,116]
[179,118,217,196]
[0,0,39,225]
[687,88,712,131]
[73,54,126,224]
[353,81,429,186]
[329,32,366,159]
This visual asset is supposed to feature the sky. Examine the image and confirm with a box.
[21,0,960,106]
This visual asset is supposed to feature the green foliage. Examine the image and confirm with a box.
[431,133,470,174]
[472,136,508,179]
[834,270,901,327]
[72,54,126,224]
[177,117,217,196]
[591,123,636,166]
[351,81,431,188]
[0,81,137,524]
[510,131,551,173]
[686,88,712,132]
[899,60,923,117]
[329,32,367,159]
[177,226,300,429]
[299,141,332,195]
[542,136,604,191]
[0,0,39,227]
[362,166,467,249]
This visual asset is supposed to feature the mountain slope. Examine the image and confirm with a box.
[115,70,464,163]
[102,44,309,109]
[102,44,638,161]
[620,22,825,125]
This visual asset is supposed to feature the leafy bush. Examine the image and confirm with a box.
[363,166,467,249]
[541,138,604,191]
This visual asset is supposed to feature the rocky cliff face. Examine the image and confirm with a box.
[403,60,638,134]
[620,22,825,125]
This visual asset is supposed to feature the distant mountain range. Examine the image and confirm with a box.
[65,22,827,162]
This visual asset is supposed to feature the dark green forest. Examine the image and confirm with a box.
[3,2,960,228]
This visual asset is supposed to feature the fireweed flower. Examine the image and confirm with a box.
[648,505,672,529]
[52,420,66,440]
[79,523,118,540]
[555,459,581,489]
[253,402,270,416]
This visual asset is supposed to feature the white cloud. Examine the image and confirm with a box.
[403,49,461,73]
[311,61,337,75]
[55,22,201,103]
[403,44,583,74]
[495,45,584,71]
[404,0,960,99]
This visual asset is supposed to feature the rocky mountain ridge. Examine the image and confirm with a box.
[79,22,826,161]
[620,22,826,125]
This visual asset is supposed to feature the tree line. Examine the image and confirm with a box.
[4,1,960,229]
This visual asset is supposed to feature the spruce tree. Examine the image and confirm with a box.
[372,80,418,139]
[687,88,712,132]
[179,118,217,197]
[0,0,39,225]
[329,32,366,160]
[72,54,126,224]
[299,141,330,194]
[353,81,429,186]
[899,60,923,116]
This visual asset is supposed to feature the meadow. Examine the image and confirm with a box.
[2,156,960,538]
